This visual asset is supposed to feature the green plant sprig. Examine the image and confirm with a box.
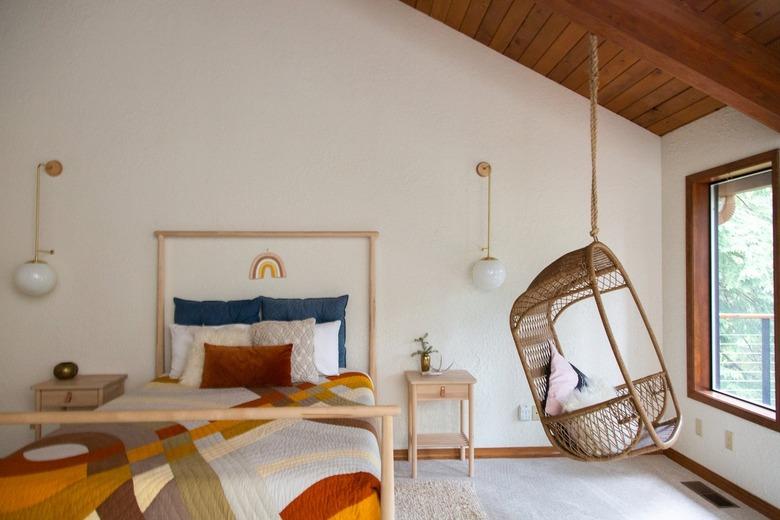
[411,332,438,357]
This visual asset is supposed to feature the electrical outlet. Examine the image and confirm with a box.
[725,430,733,451]
[532,406,540,421]
[518,404,533,421]
[695,418,702,436]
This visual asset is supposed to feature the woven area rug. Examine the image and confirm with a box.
[395,479,489,519]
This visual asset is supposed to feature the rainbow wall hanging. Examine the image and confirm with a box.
[249,252,287,279]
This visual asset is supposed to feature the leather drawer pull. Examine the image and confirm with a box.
[440,386,446,397]
[65,392,73,404]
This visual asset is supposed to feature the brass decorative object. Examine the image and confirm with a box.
[53,362,78,380]
[420,353,431,373]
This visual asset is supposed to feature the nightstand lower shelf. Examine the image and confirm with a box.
[416,432,470,449]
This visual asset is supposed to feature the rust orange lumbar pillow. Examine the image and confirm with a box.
[200,343,293,388]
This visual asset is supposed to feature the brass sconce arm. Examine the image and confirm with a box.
[32,160,62,262]
[476,161,493,259]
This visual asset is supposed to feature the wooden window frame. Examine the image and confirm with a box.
[686,149,780,431]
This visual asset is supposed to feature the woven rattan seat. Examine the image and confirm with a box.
[510,241,682,460]
[508,35,681,461]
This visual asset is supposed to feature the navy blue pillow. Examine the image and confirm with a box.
[173,297,262,326]
[261,295,349,367]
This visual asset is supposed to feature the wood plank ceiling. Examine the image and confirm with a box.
[400,0,780,135]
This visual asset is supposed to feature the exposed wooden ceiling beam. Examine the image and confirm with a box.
[536,0,780,132]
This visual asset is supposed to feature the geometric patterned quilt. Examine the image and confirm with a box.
[0,373,380,519]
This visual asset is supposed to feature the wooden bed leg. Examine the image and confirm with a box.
[381,415,395,520]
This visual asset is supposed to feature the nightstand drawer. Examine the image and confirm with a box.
[41,389,99,408]
[416,383,469,400]
[103,381,124,403]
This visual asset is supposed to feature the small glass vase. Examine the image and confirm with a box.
[420,353,431,373]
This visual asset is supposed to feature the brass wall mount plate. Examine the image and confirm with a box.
[476,161,491,177]
[44,160,63,177]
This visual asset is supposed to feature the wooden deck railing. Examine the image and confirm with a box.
[718,313,774,407]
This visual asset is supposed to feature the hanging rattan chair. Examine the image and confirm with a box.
[508,35,681,462]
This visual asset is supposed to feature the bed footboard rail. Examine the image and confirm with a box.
[0,404,400,520]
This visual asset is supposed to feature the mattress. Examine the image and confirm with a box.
[0,372,381,519]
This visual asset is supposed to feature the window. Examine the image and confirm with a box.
[687,150,779,431]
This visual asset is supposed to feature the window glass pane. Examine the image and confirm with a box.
[711,170,775,410]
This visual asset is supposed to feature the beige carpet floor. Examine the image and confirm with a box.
[395,456,765,519]
[395,479,488,520]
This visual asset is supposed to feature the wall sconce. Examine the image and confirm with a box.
[14,160,62,296]
[472,161,506,290]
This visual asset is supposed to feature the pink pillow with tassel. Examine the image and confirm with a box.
[545,346,580,416]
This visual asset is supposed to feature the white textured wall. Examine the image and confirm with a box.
[0,0,662,455]
[662,107,780,507]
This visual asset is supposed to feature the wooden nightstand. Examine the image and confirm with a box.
[31,374,127,440]
[405,369,476,478]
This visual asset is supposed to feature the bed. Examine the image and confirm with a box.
[0,373,384,519]
[0,230,397,520]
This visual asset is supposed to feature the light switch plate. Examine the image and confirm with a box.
[695,418,702,436]
[725,430,733,451]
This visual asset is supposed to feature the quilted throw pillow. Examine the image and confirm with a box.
[250,319,318,383]
[179,325,252,387]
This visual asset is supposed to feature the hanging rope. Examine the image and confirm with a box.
[588,33,599,241]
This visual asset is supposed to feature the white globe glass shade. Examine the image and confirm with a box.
[14,261,57,296]
[472,257,506,290]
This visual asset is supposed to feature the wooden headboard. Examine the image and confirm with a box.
[153,230,378,382]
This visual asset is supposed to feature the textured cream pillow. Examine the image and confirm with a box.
[180,324,252,387]
[170,323,249,379]
[250,319,318,383]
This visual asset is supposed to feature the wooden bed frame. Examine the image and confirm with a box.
[0,230,398,519]
[153,230,380,383]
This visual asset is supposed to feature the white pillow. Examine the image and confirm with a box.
[179,324,252,387]
[314,321,341,376]
[561,377,617,413]
[169,324,194,379]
